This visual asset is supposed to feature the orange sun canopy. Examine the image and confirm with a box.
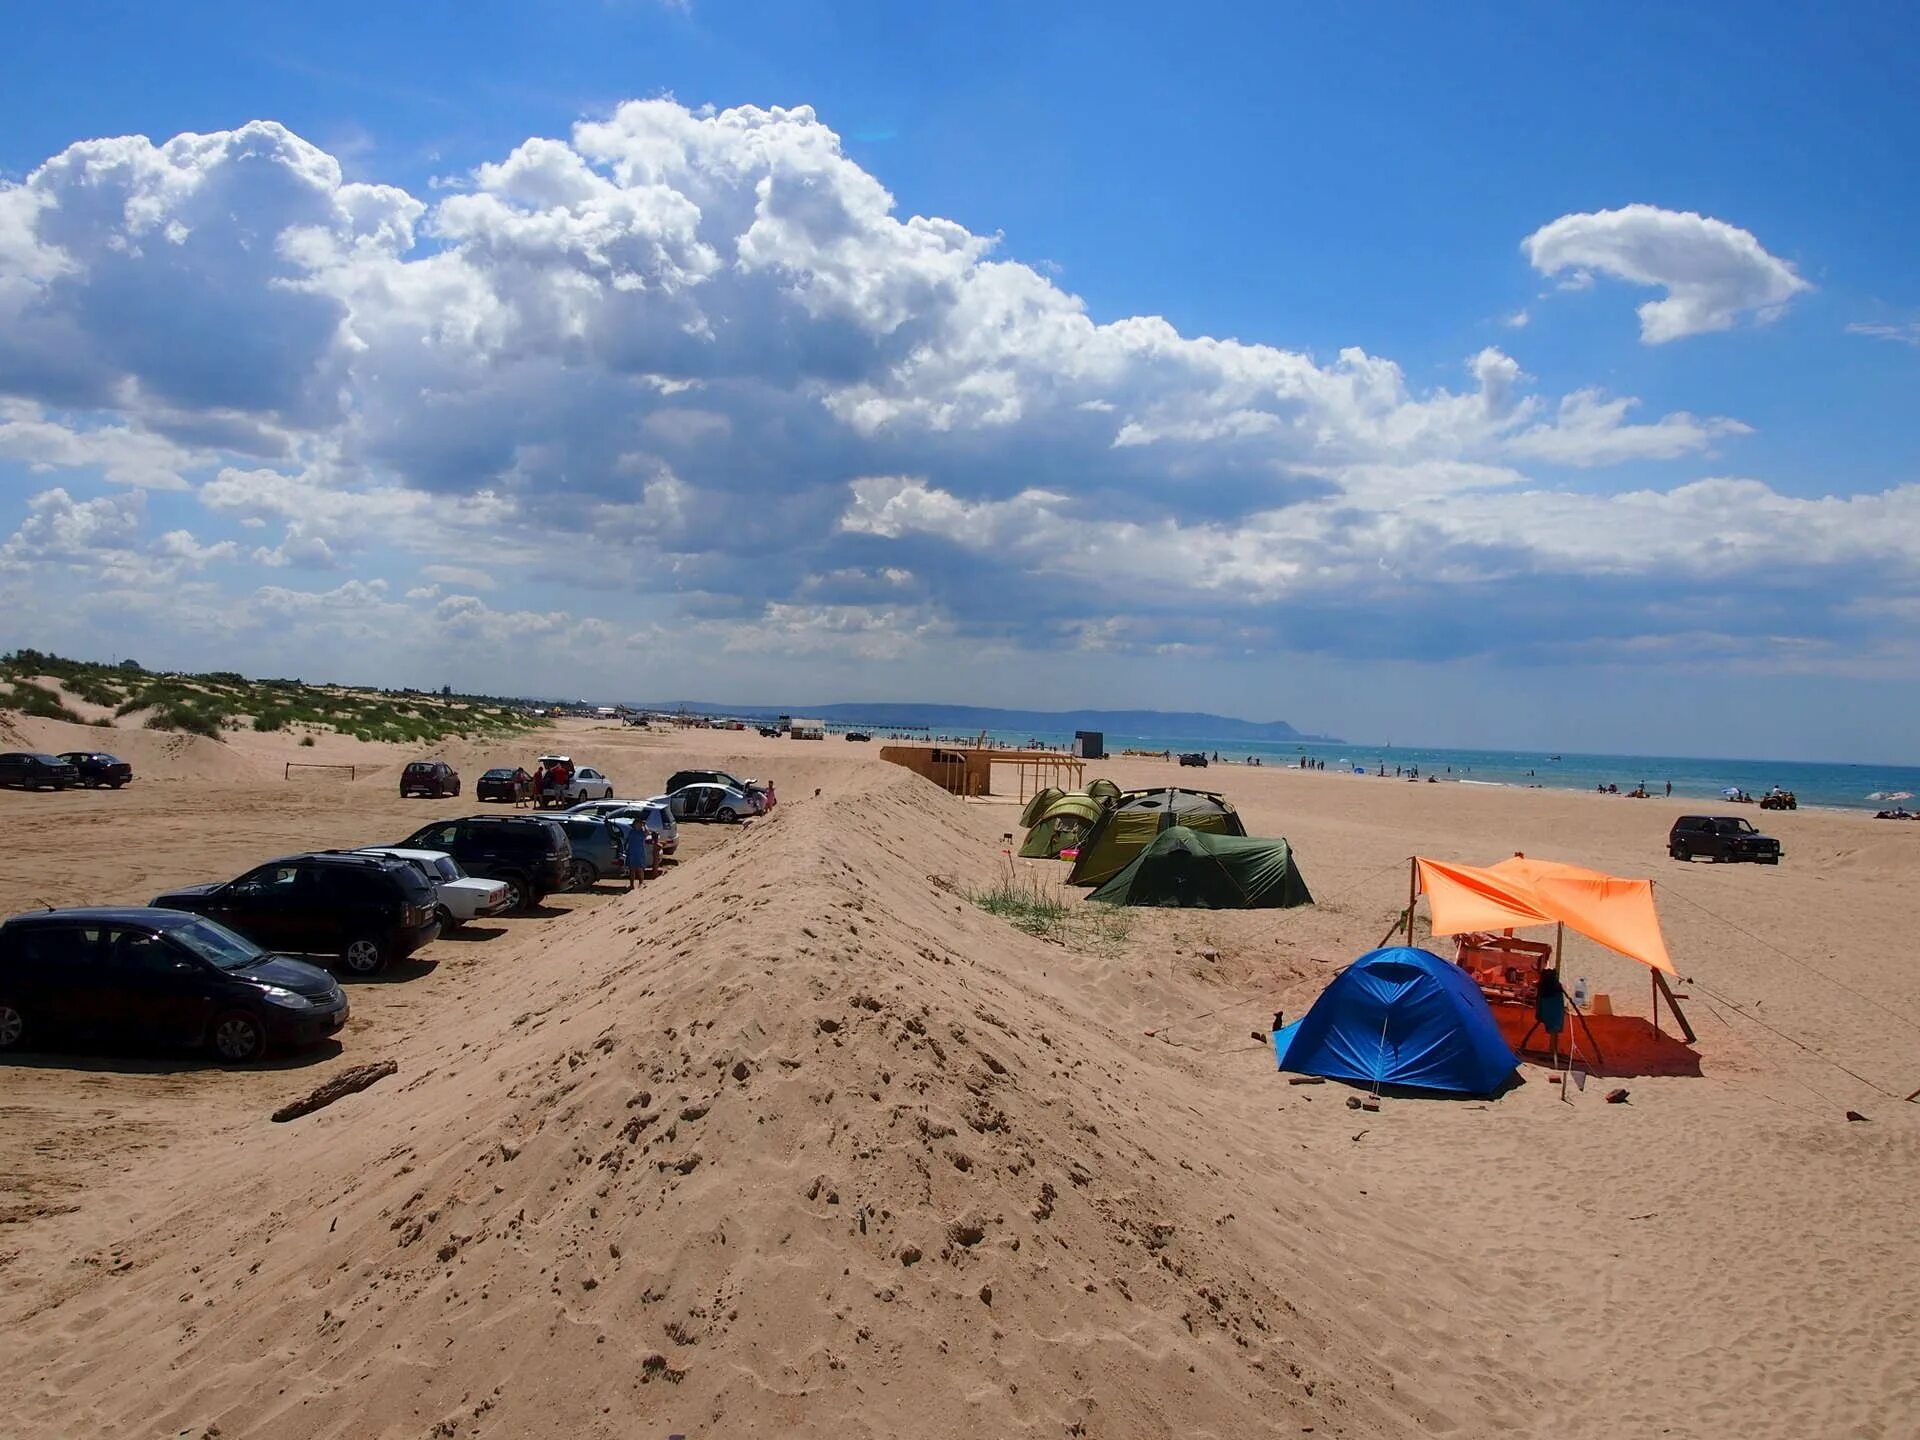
[1414,855,1675,975]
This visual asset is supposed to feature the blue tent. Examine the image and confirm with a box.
[1271,946,1518,1095]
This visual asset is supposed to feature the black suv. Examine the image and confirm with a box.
[401,760,461,798]
[0,752,79,790]
[0,907,346,1062]
[394,816,571,910]
[1668,815,1783,864]
[152,852,442,975]
[665,768,763,797]
[57,751,133,788]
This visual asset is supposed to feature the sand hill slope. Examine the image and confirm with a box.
[3,764,1549,1439]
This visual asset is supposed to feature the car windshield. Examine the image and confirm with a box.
[1729,819,1757,834]
[169,917,270,971]
[433,856,462,881]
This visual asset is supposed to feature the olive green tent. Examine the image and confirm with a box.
[1089,826,1313,909]
[1019,786,1066,829]
[1066,787,1246,887]
[1087,778,1122,805]
[1018,792,1108,857]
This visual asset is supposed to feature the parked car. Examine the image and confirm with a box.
[553,816,629,890]
[566,799,679,857]
[1668,815,1784,864]
[56,751,133,788]
[0,907,347,1062]
[400,760,461,798]
[655,782,754,823]
[152,852,442,976]
[534,756,616,803]
[0,752,79,790]
[665,769,766,806]
[394,815,572,910]
[353,848,512,928]
[477,766,534,803]
[845,732,871,743]
[1178,752,1209,767]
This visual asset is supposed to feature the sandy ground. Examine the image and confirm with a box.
[1,715,1915,1438]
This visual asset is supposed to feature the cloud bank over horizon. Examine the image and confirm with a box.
[0,103,1913,725]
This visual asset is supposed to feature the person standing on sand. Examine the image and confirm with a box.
[1666,781,1672,798]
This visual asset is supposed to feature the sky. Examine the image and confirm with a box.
[1,1,1917,761]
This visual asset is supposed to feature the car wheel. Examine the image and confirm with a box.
[569,858,597,891]
[500,875,530,911]
[1672,846,1689,862]
[210,1010,268,1063]
[436,905,460,931]
[0,999,25,1051]
[341,934,388,976]
[718,807,738,823]
[110,779,127,789]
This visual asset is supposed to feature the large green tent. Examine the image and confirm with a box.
[1066,787,1246,887]
[1089,825,1313,909]
[1018,792,1108,857]
[1086,778,1122,805]
[1019,786,1066,829]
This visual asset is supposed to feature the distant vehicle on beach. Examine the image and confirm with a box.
[56,751,133,788]
[1178,752,1209,767]
[400,760,460,798]
[0,752,79,790]
[477,766,534,803]
[654,783,753,823]
[1668,815,1783,865]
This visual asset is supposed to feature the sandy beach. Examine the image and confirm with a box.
[2,709,1915,1439]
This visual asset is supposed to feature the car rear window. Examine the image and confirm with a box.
[388,866,435,903]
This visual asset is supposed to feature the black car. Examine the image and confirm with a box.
[400,760,461,798]
[0,752,79,790]
[477,766,534,803]
[394,816,571,910]
[664,768,764,798]
[152,852,442,975]
[57,751,133,788]
[0,907,346,1062]
[1668,815,1784,864]
[1178,752,1209,767]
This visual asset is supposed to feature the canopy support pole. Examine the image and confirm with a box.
[1405,858,1417,946]
[1651,969,1695,1043]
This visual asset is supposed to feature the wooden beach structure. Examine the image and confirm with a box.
[879,744,1084,801]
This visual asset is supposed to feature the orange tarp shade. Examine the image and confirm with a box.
[1415,856,1675,975]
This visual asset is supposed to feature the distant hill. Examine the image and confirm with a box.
[631,700,1339,744]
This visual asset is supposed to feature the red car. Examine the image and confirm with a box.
[400,760,460,798]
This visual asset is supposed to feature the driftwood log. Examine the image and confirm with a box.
[271,1060,398,1123]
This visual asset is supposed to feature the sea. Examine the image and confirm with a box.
[880,726,1920,813]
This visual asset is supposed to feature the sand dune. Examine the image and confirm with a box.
[2,722,1915,1437]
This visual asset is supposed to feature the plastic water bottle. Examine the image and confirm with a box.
[1573,976,1589,1009]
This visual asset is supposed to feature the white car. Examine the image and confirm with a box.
[652,783,754,823]
[565,799,679,856]
[535,756,615,802]
[355,848,512,928]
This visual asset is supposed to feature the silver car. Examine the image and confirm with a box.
[565,799,679,856]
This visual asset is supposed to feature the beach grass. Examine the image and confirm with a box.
[970,866,1130,952]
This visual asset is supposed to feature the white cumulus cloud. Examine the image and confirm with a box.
[1522,204,1810,343]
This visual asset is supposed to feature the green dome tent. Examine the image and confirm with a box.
[1018,792,1108,857]
[1089,826,1313,909]
[1066,787,1246,887]
[1019,786,1066,829]
[1086,778,1122,805]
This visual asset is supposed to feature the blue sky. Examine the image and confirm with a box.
[2,2,1917,760]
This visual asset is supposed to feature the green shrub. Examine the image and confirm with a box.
[299,735,316,747]
[252,710,289,732]
[2,681,81,722]
[145,704,222,738]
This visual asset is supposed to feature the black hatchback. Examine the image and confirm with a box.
[152,852,442,975]
[1668,815,1784,864]
[0,908,347,1062]
[0,752,79,790]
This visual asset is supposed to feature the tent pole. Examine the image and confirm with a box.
[1651,969,1660,1038]
[1405,858,1417,946]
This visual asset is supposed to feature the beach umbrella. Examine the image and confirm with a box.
[1721,786,1743,799]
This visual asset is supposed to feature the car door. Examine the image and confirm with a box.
[213,862,309,952]
[16,924,115,1036]
[104,926,215,1047]
[0,753,24,786]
